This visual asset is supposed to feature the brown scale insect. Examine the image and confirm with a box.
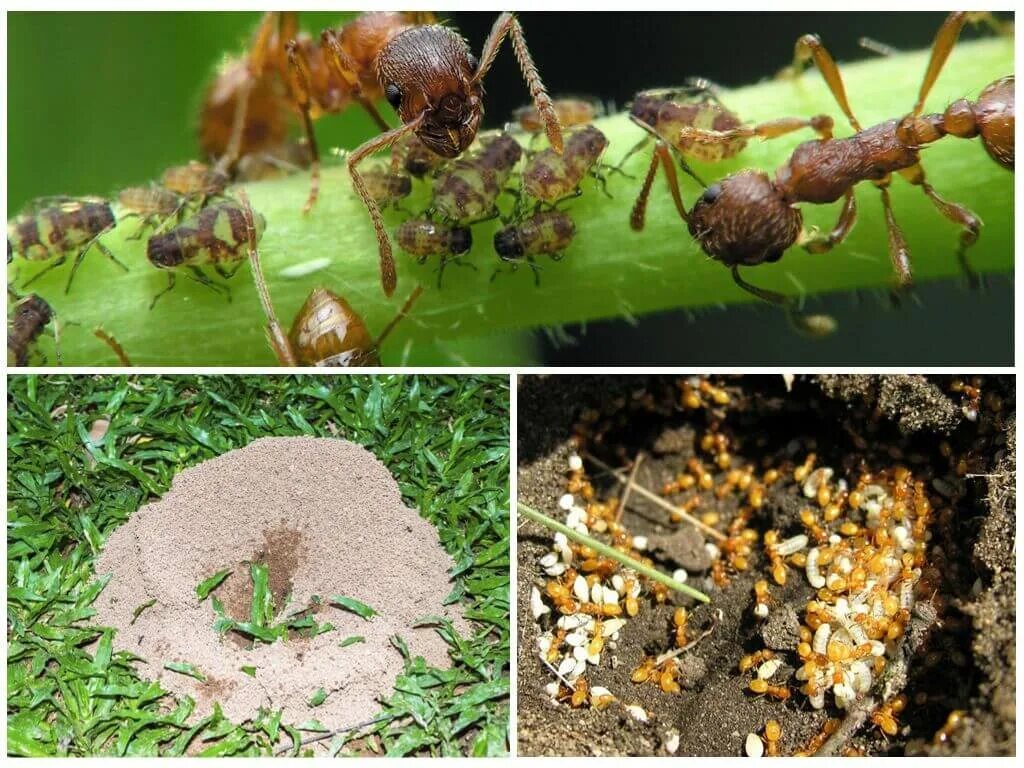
[492,210,577,285]
[345,12,564,296]
[241,193,423,367]
[395,218,473,287]
[8,196,124,293]
[514,96,604,135]
[521,124,610,204]
[430,132,524,224]
[634,12,1013,321]
[145,198,264,308]
[7,293,55,366]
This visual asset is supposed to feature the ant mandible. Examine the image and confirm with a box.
[204,12,562,297]
[633,12,1013,316]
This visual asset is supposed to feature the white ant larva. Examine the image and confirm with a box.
[573,575,590,602]
[802,467,834,499]
[531,587,551,620]
[557,656,576,677]
[672,568,688,583]
[806,547,826,588]
[813,623,832,655]
[568,454,583,471]
[776,534,809,557]
[572,644,589,661]
[602,618,627,637]
[558,493,575,510]
[611,574,625,592]
[540,552,558,568]
[757,658,782,680]
[632,535,648,551]
[625,704,648,722]
[565,631,587,647]
[664,731,680,754]
[745,732,765,757]
[590,583,605,605]
[545,680,560,698]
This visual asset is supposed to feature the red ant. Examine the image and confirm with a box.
[631,12,1013,320]
[206,12,562,299]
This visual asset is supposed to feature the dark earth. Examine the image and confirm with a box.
[517,374,1014,756]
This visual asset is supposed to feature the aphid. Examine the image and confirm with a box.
[233,141,313,182]
[638,12,1013,319]
[395,218,472,274]
[515,97,603,134]
[93,327,133,366]
[748,678,790,700]
[493,211,577,284]
[117,185,185,236]
[360,167,413,210]
[346,12,564,296]
[521,125,610,204]
[431,132,524,224]
[145,198,263,308]
[934,709,966,745]
[161,161,229,201]
[871,693,908,736]
[7,294,54,366]
[392,133,447,179]
[762,719,782,757]
[8,196,123,293]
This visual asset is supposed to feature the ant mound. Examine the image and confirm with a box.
[93,436,464,731]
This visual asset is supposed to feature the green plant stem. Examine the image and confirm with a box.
[517,501,710,603]
[11,38,1012,365]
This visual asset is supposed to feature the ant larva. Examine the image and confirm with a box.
[240,192,423,366]
[521,124,611,205]
[634,12,1012,323]
[493,210,577,285]
[145,197,265,309]
[395,218,473,287]
[431,132,524,224]
[8,196,124,293]
[7,293,57,366]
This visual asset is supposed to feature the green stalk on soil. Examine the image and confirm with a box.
[11,38,1012,365]
[517,502,710,603]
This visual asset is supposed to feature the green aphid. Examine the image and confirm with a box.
[7,196,124,293]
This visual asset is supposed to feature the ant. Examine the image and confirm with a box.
[632,12,1013,323]
[239,191,423,367]
[9,196,124,294]
[208,12,563,299]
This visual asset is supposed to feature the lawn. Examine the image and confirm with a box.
[7,374,510,756]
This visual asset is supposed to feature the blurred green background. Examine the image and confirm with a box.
[7,12,1014,364]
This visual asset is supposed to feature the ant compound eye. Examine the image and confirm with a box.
[385,84,402,109]
[466,53,480,73]
[701,183,723,205]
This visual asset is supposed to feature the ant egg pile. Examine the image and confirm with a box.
[758,456,936,712]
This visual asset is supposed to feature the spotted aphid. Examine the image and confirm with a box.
[145,199,265,308]
[396,218,473,286]
[515,97,603,134]
[362,166,413,208]
[522,124,609,203]
[8,196,123,292]
[118,185,184,235]
[431,132,523,224]
[493,210,576,285]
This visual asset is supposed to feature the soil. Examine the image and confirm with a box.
[516,375,1014,756]
[93,437,465,736]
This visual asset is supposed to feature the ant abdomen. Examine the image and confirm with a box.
[688,171,802,267]
[974,75,1014,169]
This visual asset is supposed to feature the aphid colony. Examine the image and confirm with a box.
[525,376,984,755]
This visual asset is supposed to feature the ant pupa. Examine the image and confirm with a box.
[8,196,124,293]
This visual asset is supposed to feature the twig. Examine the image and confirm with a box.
[272,714,391,756]
[615,453,644,523]
[517,502,710,603]
[583,451,726,541]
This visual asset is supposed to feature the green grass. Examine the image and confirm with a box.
[7,374,510,756]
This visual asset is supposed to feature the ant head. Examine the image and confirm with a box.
[688,170,802,267]
[378,26,483,158]
[449,226,472,255]
[146,233,186,269]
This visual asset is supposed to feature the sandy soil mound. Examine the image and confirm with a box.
[93,437,463,730]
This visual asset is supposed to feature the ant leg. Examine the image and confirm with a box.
[875,183,913,288]
[899,163,982,287]
[474,12,563,153]
[94,327,133,366]
[285,41,322,214]
[630,146,661,231]
[321,30,390,132]
[375,285,424,349]
[630,115,705,186]
[217,11,279,174]
[911,12,987,116]
[615,135,650,173]
[800,188,857,254]
[676,113,835,147]
[349,117,422,297]
[731,266,836,338]
[789,34,863,132]
[63,237,127,294]
[149,273,177,310]
[630,140,690,231]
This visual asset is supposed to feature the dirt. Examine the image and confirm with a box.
[93,436,465,735]
[517,375,1014,756]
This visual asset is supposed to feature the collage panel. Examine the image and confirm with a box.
[516,374,1014,756]
[7,374,510,756]
[5,11,1013,366]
